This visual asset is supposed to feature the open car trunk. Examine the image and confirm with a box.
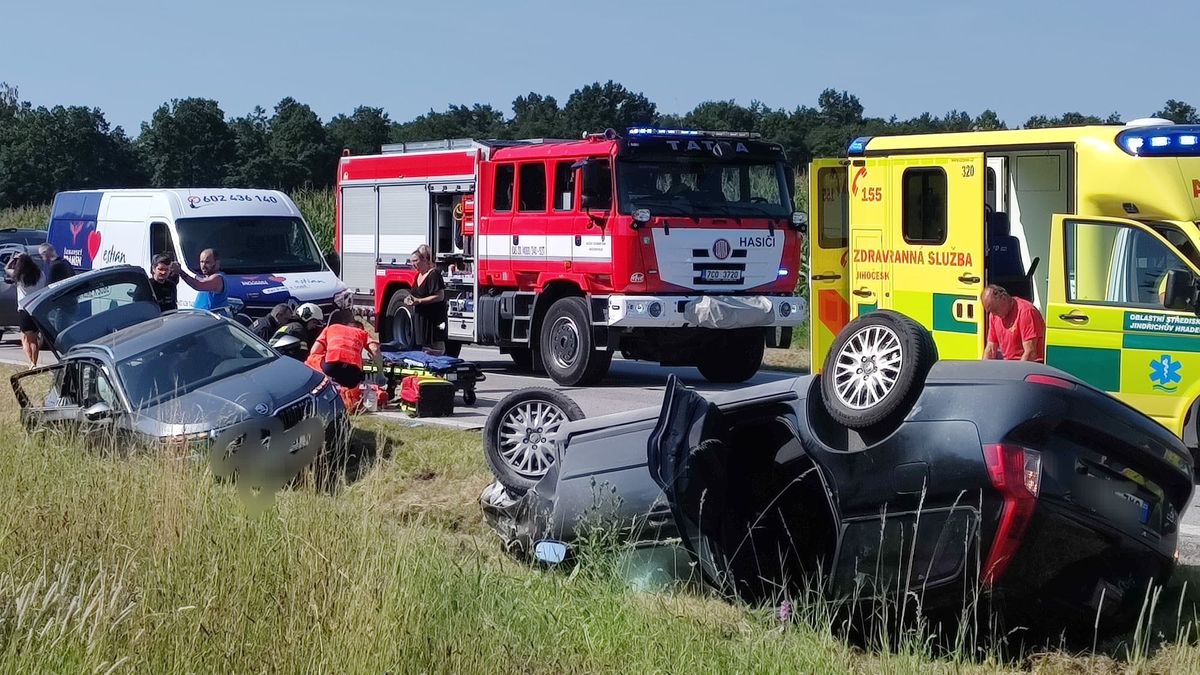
[649,375,838,603]
[23,265,162,357]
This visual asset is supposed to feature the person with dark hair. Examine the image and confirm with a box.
[305,307,382,389]
[250,303,294,342]
[5,252,46,367]
[148,254,180,312]
[38,243,75,284]
[171,248,227,311]
[404,246,447,354]
[982,284,1045,362]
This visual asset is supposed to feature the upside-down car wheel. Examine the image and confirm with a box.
[484,388,585,496]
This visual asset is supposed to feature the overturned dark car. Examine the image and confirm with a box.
[480,310,1194,640]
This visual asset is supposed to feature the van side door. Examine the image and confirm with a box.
[1046,214,1200,436]
[808,159,851,371]
[886,153,986,359]
[845,158,892,320]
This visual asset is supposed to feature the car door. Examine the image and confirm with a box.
[22,264,162,357]
[1045,214,1200,434]
[11,359,124,435]
[808,159,851,372]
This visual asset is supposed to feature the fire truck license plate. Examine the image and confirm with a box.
[702,269,742,282]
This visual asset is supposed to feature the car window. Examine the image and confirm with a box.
[36,279,151,337]
[117,323,275,408]
[1067,220,1190,309]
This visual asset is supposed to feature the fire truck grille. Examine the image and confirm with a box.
[691,246,749,285]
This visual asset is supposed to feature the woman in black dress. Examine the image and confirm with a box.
[405,247,447,354]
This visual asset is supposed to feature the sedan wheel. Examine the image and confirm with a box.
[484,388,585,495]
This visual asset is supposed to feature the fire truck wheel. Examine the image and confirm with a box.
[818,310,937,430]
[443,340,463,358]
[696,331,765,383]
[539,297,611,386]
[484,387,585,495]
[385,290,415,347]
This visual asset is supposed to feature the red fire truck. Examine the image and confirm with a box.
[332,127,808,386]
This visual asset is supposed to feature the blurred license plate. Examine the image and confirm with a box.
[702,270,741,282]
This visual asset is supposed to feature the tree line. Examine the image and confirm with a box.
[1,79,1197,210]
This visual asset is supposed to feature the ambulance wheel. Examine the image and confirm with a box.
[820,310,937,430]
[385,290,415,347]
[484,388,584,496]
[697,330,765,383]
[539,297,610,386]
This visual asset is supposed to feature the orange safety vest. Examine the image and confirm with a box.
[314,324,370,368]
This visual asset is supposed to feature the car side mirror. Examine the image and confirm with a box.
[84,402,113,422]
[1163,269,1198,312]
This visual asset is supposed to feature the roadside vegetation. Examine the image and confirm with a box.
[1,363,1199,673]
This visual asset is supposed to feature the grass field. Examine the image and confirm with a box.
[2,363,1200,673]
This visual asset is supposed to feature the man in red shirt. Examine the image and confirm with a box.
[982,284,1046,362]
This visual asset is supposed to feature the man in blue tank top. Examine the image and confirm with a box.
[172,248,228,311]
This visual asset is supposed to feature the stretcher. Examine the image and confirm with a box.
[364,350,485,406]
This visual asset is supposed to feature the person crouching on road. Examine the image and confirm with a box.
[7,253,46,368]
[251,303,293,342]
[305,308,382,389]
[982,284,1046,363]
[271,302,325,360]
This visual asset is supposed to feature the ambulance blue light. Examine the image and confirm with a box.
[1115,125,1200,156]
[847,136,872,156]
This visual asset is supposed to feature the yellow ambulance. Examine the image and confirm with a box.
[808,119,1200,448]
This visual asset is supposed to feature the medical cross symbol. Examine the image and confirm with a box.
[1150,354,1182,388]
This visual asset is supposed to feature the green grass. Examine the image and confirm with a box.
[3,364,1200,672]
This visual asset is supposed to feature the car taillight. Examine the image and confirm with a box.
[1024,373,1076,390]
[981,443,1042,586]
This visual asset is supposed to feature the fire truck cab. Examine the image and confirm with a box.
[334,128,807,386]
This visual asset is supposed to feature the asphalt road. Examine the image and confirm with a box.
[2,336,1199,565]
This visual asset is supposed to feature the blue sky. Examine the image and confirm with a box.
[3,0,1193,132]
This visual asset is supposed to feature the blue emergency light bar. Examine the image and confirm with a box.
[847,136,873,156]
[1115,125,1200,157]
[626,127,761,139]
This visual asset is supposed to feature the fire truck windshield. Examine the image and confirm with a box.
[616,159,791,219]
[176,216,325,274]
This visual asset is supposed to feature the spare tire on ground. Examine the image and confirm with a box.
[819,310,938,430]
[484,388,585,496]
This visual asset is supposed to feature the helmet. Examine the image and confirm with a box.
[297,303,324,323]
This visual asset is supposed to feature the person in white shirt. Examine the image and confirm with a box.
[5,252,47,367]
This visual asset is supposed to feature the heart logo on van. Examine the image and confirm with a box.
[87,231,102,260]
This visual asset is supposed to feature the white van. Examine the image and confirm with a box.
[45,188,349,318]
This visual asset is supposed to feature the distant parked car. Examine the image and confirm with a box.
[9,265,350,485]
[0,227,48,248]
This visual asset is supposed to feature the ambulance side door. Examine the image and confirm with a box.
[1046,214,1200,435]
[808,159,851,371]
[886,153,986,359]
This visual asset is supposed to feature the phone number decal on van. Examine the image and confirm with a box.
[187,194,279,208]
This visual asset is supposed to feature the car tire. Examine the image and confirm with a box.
[538,296,610,386]
[819,310,937,430]
[484,387,585,496]
[385,289,414,347]
[697,330,765,383]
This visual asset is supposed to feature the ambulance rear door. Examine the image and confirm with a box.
[808,159,850,370]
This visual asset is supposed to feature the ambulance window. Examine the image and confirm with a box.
[902,168,947,244]
[519,163,547,212]
[554,162,576,211]
[494,165,515,212]
[817,167,848,248]
[1066,220,1189,309]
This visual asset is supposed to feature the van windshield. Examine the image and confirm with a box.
[175,216,325,274]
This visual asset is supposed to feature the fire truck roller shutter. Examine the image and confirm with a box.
[340,186,378,293]
[378,185,430,265]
